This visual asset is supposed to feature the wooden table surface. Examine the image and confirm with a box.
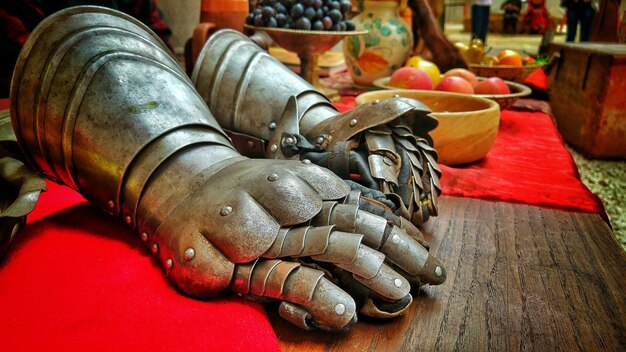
[269,196,626,351]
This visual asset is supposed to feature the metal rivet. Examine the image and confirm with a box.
[315,136,325,144]
[349,119,358,127]
[435,266,443,277]
[394,278,403,288]
[301,159,311,165]
[267,173,279,181]
[247,141,254,149]
[125,216,132,224]
[107,200,115,209]
[184,248,195,261]
[141,232,148,242]
[335,303,346,315]
[270,144,278,153]
[268,121,277,130]
[383,157,393,166]
[151,243,159,254]
[220,205,233,216]
[392,234,400,244]
[165,258,173,269]
[372,99,380,105]
[284,136,295,145]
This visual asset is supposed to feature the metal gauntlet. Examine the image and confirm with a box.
[10,7,445,331]
[192,30,442,226]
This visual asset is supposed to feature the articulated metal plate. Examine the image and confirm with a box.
[0,110,46,258]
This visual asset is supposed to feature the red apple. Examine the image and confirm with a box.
[474,77,511,95]
[389,67,433,90]
[435,76,474,94]
[443,68,479,87]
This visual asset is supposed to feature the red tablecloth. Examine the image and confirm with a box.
[0,86,605,350]
[0,99,280,351]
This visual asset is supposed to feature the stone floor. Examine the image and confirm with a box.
[443,24,625,250]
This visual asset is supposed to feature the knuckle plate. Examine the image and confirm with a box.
[328,203,359,233]
[354,264,411,301]
[311,231,362,265]
[336,246,385,280]
[381,226,429,276]
[355,210,388,249]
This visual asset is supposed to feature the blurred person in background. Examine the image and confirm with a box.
[0,0,173,98]
[501,0,522,34]
[471,0,492,43]
[561,0,597,42]
[523,0,551,34]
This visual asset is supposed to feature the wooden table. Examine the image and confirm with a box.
[270,196,626,351]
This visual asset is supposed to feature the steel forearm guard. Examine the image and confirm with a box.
[192,30,442,226]
[10,7,445,331]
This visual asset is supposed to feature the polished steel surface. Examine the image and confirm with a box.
[192,30,443,226]
[9,6,448,331]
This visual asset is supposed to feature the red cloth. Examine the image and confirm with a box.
[334,96,604,215]
[1,96,279,350]
[0,181,280,351]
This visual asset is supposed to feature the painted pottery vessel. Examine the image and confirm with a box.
[344,1,413,86]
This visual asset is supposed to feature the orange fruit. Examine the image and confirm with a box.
[497,50,523,66]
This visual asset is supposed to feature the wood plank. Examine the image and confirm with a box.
[268,196,626,351]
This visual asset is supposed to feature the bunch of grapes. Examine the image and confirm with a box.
[246,0,356,31]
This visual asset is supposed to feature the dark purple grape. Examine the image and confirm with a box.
[304,6,316,19]
[261,6,276,19]
[301,0,315,6]
[312,20,324,30]
[276,13,288,26]
[290,3,304,18]
[245,13,255,25]
[344,20,355,31]
[329,1,340,10]
[338,21,346,31]
[315,8,324,19]
[339,0,352,13]
[253,8,263,16]
[254,14,265,26]
[330,23,341,31]
[274,3,287,14]
[313,0,323,9]
[295,17,312,30]
[322,16,333,29]
[328,9,342,23]
[266,17,278,27]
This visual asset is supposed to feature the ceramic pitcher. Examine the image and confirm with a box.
[344,0,413,86]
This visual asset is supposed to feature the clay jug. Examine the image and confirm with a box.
[200,0,249,32]
[344,0,413,86]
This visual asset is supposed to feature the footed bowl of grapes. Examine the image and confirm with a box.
[245,0,367,94]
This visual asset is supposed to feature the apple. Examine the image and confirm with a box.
[435,76,474,94]
[474,77,511,95]
[443,68,479,87]
[389,67,433,90]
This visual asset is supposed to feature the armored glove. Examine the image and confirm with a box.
[192,29,442,227]
[10,6,445,331]
[0,110,46,258]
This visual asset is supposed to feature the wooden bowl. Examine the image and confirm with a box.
[355,90,500,165]
[373,76,531,110]
[468,64,544,83]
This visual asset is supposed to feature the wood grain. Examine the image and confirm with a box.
[269,196,626,351]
